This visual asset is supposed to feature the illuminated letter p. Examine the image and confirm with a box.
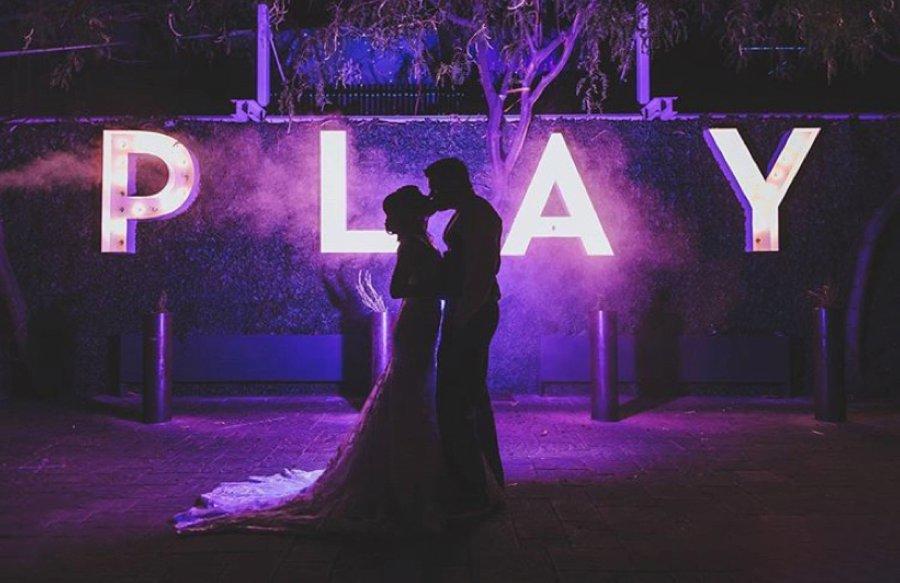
[101,130,200,253]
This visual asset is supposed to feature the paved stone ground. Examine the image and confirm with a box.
[2,395,900,583]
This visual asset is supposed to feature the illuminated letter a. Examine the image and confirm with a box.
[502,133,613,256]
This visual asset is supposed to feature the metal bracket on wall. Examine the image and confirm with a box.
[231,3,271,123]
[641,97,679,121]
[635,2,679,120]
[230,99,267,122]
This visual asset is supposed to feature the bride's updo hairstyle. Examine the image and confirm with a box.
[383,185,433,238]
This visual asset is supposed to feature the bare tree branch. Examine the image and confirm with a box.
[531,14,582,104]
[505,8,585,176]
[475,35,499,107]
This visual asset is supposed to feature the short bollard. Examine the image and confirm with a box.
[812,307,846,422]
[371,311,396,384]
[590,310,619,422]
[143,310,173,424]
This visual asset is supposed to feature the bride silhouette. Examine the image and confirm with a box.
[173,185,499,535]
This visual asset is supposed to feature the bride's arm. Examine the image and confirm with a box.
[390,242,440,298]
[390,243,413,298]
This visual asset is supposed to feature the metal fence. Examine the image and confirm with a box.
[295,83,466,115]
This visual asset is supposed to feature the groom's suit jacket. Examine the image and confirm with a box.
[442,195,502,323]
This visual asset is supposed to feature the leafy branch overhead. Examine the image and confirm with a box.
[5,1,896,95]
[277,0,895,196]
[5,1,895,194]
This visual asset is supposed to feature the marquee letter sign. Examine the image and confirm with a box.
[705,127,819,252]
[502,133,613,256]
[94,127,821,256]
[320,130,398,253]
[101,130,199,253]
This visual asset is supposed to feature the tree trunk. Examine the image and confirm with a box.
[490,165,510,202]
[0,218,29,394]
[845,187,900,396]
[482,77,508,200]
[486,113,509,199]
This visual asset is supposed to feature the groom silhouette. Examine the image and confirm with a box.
[425,158,504,510]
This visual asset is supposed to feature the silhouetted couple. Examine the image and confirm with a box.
[174,158,504,535]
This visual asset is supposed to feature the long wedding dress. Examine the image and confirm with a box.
[173,238,452,535]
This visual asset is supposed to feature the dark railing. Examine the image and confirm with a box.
[295,83,466,115]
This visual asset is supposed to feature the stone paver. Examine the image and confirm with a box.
[1,395,900,582]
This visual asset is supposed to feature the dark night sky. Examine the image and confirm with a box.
[1,21,897,117]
